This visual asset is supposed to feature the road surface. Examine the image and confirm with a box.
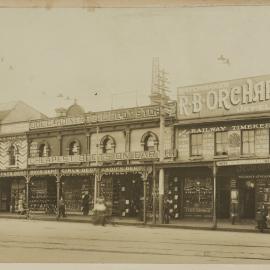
[0,218,270,263]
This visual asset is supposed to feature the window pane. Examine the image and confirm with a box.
[242,142,248,155]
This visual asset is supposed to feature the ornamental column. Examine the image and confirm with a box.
[57,134,62,156]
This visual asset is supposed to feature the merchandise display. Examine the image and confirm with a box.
[184,177,213,217]
[167,176,182,219]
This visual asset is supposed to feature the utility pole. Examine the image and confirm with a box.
[158,69,170,224]
[149,58,170,224]
[94,125,100,204]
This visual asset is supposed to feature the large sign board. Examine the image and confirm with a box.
[178,74,270,119]
[29,103,177,130]
[28,150,177,165]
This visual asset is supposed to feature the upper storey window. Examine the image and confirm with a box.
[9,144,17,166]
[241,130,255,155]
[190,133,203,156]
[39,143,50,157]
[141,132,159,152]
[69,141,80,155]
[102,137,115,154]
[215,131,228,156]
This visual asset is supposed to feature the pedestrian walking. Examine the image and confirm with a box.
[163,197,170,224]
[92,197,107,226]
[58,196,66,219]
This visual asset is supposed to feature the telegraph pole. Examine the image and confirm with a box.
[149,58,170,224]
[94,125,100,204]
[158,69,169,224]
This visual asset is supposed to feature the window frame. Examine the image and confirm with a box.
[190,133,203,157]
[214,131,228,156]
[241,129,255,155]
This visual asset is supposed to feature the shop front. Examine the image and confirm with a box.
[29,176,57,213]
[0,171,27,213]
[61,176,95,214]
[163,166,214,222]
[98,165,153,222]
[216,160,270,222]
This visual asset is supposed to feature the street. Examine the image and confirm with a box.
[0,219,270,263]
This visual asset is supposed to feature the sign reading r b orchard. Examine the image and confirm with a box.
[177,74,270,119]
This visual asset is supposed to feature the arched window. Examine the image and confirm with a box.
[100,135,116,154]
[9,144,17,166]
[69,141,80,155]
[141,131,159,151]
[103,137,114,153]
[144,135,155,151]
[39,143,49,157]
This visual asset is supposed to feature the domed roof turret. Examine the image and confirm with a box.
[66,99,85,117]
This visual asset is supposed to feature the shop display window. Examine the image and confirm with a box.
[111,176,143,219]
[10,179,26,213]
[167,176,182,219]
[184,177,213,217]
[63,177,94,212]
[29,178,56,212]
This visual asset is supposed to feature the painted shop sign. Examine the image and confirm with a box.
[101,166,147,174]
[28,150,177,165]
[29,103,177,130]
[178,74,270,119]
[0,135,26,142]
[0,170,27,177]
[217,158,270,167]
[29,169,58,176]
[61,168,96,175]
[180,123,270,134]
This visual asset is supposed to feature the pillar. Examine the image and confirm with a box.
[56,174,61,213]
[94,169,100,204]
[152,164,157,224]
[143,177,147,224]
[25,175,30,210]
[124,128,131,164]
[159,168,165,224]
[57,134,62,156]
[86,132,91,154]
[212,162,217,229]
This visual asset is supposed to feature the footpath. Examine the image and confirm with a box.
[0,212,265,233]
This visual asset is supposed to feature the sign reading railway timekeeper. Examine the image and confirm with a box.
[178,74,270,119]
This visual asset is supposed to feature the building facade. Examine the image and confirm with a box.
[158,74,270,225]
[1,74,270,226]
[0,101,46,213]
[26,101,177,222]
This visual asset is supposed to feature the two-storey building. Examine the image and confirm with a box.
[0,101,46,213]
[158,74,270,225]
[27,100,177,222]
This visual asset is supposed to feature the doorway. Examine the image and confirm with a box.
[217,177,230,219]
[239,179,255,219]
[0,180,11,211]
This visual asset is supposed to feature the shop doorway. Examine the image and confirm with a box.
[112,174,143,219]
[62,176,95,214]
[217,178,230,219]
[239,179,255,219]
[0,180,11,212]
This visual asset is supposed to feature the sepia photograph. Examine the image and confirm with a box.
[1,0,270,268]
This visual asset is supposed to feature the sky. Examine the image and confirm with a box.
[0,6,270,116]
